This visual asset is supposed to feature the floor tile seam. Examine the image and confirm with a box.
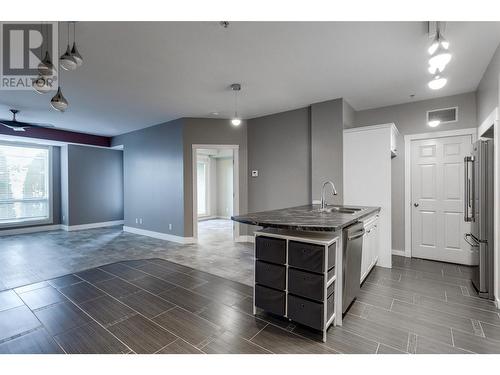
[85,279,183,341]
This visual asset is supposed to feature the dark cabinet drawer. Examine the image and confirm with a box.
[255,236,286,264]
[288,268,335,301]
[288,241,336,273]
[255,285,285,316]
[288,268,324,301]
[255,261,286,290]
[287,293,334,331]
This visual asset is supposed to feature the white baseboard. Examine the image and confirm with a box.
[123,226,196,244]
[62,220,124,232]
[235,235,254,243]
[0,224,63,236]
[392,249,408,257]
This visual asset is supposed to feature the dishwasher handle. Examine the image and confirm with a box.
[347,229,365,241]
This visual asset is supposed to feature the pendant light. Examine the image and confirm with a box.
[70,22,83,67]
[51,23,69,112]
[37,23,54,77]
[60,22,77,71]
[428,71,447,90]
[34,23,53,94]
[230,83,241,126]
[51,86,69,112]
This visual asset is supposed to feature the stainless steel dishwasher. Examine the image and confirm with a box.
[342,221,365,313]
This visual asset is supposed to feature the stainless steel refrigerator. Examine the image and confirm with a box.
[464,139,494,300]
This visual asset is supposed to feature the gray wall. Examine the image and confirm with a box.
[352,92,477,251]
[64,145,123,226]
[183,118,248,237]
[311,99,344,204]
[248,108,311,213]
[476,43,500,126]
[112,120,184,236]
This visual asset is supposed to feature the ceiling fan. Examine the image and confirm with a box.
[0,109,54,132]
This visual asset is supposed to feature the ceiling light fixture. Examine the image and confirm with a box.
[428,71,447,90]
[50,86,69,112]
[429,43,452,72]
[428,23,451,72]
[428,120,441,127]
[60,22,77,71]
[34,23,54,94]
[428,24,450,55]
[230,83,242,126]
[70,22,83,67]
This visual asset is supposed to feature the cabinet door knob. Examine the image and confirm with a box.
[413,203,419,207]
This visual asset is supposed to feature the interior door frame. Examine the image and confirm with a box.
[192,144,240,242]
[404,128,477,258]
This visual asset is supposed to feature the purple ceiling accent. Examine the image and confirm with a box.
[0,126,111,147]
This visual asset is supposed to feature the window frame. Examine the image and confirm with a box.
[196,156,211,218]
[0,141,53,228]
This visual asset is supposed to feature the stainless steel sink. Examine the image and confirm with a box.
[316,205,362,214]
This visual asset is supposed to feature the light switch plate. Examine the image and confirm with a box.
[251,170,258,177]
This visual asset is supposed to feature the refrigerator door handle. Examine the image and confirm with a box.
[464,157,471,222]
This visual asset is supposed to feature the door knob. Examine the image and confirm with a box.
[413,203,419,207]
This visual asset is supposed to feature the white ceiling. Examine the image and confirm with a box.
[1,21,499,136]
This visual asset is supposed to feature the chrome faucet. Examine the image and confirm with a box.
[320,181,338,210]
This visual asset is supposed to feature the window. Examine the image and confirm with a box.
[0,142,52,226]
[197,161,208,216]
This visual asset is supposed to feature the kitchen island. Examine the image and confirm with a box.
[232,204,380,342]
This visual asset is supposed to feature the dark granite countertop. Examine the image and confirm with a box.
[231,204,380,232]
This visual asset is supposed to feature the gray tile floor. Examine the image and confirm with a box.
[0,223,500,354]
[0,219,253,290]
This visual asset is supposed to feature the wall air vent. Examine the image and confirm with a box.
[427,107,458,124]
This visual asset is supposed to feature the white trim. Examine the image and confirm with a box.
[123,225,196,244]
[62,220,124,232]
[496,297,500,310]
[404,128,477,259]
[192,144,240,242]
[0,224,63,236]
[392,249,407,257]
[478,107,498,138]
[235,235,254,243]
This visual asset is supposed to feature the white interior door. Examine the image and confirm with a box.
[411,135,475,265]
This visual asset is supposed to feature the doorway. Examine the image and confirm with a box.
[192,145,239,243]
[406,130,476,265]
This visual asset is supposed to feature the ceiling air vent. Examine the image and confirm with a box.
[427,107,458,124]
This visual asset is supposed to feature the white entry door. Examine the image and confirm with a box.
[411,135,475,265]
